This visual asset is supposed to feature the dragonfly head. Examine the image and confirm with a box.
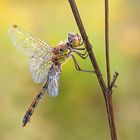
[68,33,82,48]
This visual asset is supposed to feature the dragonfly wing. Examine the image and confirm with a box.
[29,57,52,83]
[8,25,53,83]
[8,25,53,58]
[47,65,61,96]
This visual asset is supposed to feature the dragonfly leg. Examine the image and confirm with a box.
[71,54,95,73]
[80,41,84,46]
[74,50,88,59]
[22,81,48,127]
[74,44,94,59]
[74,47,86,50]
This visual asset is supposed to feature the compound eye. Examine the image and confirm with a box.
[68,34,72,42]
[68,33,72,37]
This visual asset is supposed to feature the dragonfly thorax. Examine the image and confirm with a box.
[52,43,70,65]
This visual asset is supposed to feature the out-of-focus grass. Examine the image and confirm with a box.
[0,0,140,140]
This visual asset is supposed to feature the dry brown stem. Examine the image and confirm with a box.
[68,0,119,140]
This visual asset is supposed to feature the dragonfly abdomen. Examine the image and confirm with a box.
[22,81,48,127]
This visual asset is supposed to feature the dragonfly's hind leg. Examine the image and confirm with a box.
[71,54,95,73]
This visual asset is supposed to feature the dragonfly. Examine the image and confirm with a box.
[8,25,94,127]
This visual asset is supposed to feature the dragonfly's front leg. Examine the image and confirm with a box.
[71,54,95,73]
[73,50,88,59]
[80,41,84,46]
[74,47,86,50]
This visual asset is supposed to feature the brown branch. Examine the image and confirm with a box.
[104,0,118,139]
[68,0,107,94]
[68,0,118,140]
[104,94,117,140]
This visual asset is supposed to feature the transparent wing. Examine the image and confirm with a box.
[47,65,61,96]
[29,57,52,84]
[8,25,53,83]
[8,25,53,58]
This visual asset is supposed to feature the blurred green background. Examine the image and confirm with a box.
[0,0,140,140]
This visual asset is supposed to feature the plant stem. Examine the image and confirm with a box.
[68,0,107,94]
[68,0,118,140]
[105,94,117,140]
[105,0,111,88]
[105,0,117,139]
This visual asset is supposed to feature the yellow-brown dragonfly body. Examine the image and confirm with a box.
[8,25,91,127]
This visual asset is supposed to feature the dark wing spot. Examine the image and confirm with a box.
[13,24,18,28]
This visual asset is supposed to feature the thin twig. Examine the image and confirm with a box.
[104,0,118,139]
[68,0,107,94]
[109,72,119,93]
[105,0,111,88]
[68,0,118,140]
